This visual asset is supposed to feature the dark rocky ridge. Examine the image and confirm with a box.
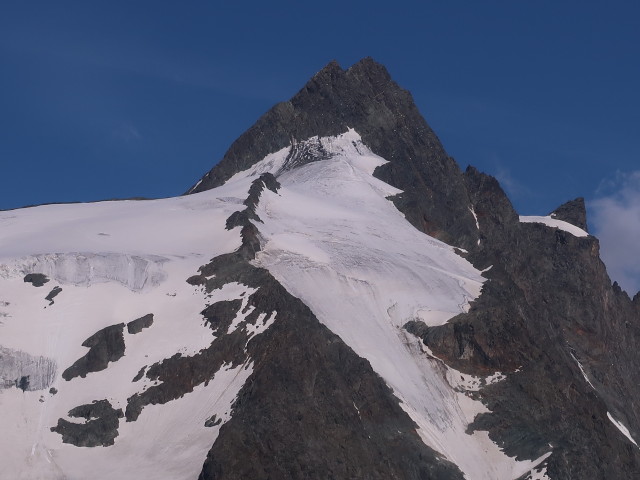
[188,58,479,250]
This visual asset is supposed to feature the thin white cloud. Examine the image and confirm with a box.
[113,122,141,142]
[590,170,640,295]
[494,165,531,199]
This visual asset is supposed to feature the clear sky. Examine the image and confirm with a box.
[1,1,639,293]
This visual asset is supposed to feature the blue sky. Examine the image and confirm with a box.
[1,1,639,292]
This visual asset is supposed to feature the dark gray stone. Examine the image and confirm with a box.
[132,366,146,382]
[62,324,126,380]
[45,286,62,305]
[549,197,589,232]
[23,273,49,287]
[201,300,242,334]
[16,375,29,391]
[127,313,154,334]
[204,415,221,428]
[50,399,123,447]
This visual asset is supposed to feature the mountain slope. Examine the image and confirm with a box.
[1,59,640,480]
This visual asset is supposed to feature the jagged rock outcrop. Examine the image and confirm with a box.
[550,197,589,231]
[410,175,640,478]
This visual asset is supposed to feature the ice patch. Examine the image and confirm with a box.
[1,253,169,292]
[0,346,57,391]
[447,369,507,393]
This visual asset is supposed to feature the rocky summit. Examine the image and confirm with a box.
[1,58,639,480]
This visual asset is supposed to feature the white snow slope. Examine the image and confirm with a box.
[0,129,551,479]
[0,176,272,479]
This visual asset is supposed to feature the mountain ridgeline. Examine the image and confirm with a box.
[189,59,640,479]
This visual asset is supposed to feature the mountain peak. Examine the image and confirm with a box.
[311,59,343,79]
[187,58,479,248]
[347,56,392,81]
[186,57,424,194]
[309,57,391,86]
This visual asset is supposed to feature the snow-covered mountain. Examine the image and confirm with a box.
[2,58,640,480]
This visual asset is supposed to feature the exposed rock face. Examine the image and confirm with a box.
[409,173,640,478]
[550,197,589,231]
[188,58,479,250]
[0,346,56,391]
[23,273,49,287]
[62,324,126,380]
[51,399,124,447]
[126,313,154,334]
[45,286,62,305]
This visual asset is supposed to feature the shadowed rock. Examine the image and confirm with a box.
[62,324,125,380]
[550,197,588,232]
[45,286,62,305]
[51,399,123,447]
[127,313,154,334]
[23,273,49,287]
